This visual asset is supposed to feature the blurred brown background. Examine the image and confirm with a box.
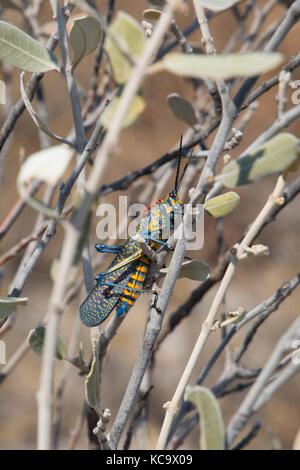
[0,0,300,450]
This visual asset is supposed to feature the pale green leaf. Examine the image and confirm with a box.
[28,326,67,360]
[160,259,210,281]
[70,16,102,68]
[167,93,198,127]
[0,296,28,318]
[221,133,299,187]
[185,385,225,450]
[161,52,283,80]
[85,340,100,412]
[104,11,146,84]
[100,94,146,129]
[194,0,242,11]
[204,191,240,217]
[0,20,58,72]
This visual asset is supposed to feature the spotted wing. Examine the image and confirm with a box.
[79,238,142,327]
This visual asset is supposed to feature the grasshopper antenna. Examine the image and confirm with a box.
[174,135,183,193]
[176,150,192,192]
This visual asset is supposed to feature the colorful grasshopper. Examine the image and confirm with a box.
[79,147,188,327]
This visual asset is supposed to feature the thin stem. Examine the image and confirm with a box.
[156,175,286,449]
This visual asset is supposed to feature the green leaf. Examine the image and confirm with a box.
[0,296,28,318]
[167,93,198,127]
[161,52,283,80]
[100,94,146,129]
[70,16,102,68]
[28,326,67,361]
[104,11,146,84]
[204,191,240,217]
[85,340,101,413]
[0,20,59,72]
[194,0,242,11]
[221,133,299,187]
[160,260,210,281]
[147,0,165,5]
[185,386,225,450]
[143,9,162,20]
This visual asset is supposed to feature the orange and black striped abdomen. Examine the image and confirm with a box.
[116,255,150,313]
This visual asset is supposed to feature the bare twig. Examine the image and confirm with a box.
[227,314,300,447]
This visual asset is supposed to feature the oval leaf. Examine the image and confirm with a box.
[194,0,242,11]
[143,9,162,20]
[204,191,240,217]
[185,385,225,450]
[0,296,28,318]
[17,144,73,186]
[221,133,299,187]
[0,20,58,72]
[167,93,198,127]
[70,16,102,68]
[85,340,100,412]
[100,94,146,129]
[160,259,210,281]
[28,325,67,360]
[147,0,165,5]
[17,144,73,216]
[104,11,146,84]
[161,52,283,80]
